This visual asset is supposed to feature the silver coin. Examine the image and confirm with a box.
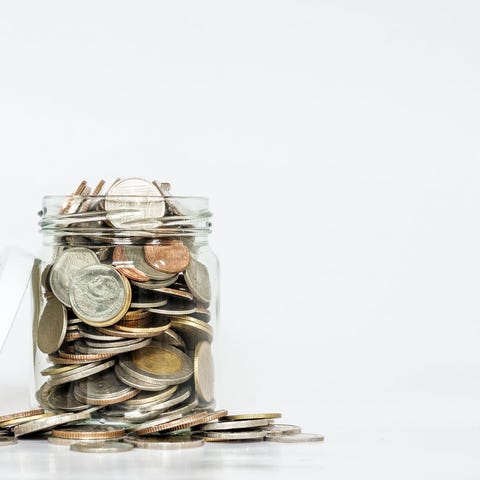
[194,341,214,404]
[266,433,325,443]
[74,337,151,355]
[85,337,146,348]
[184,257,211,306]
[105,177,165,229]
[47,359,115,386]
[70,441,133,453]
[148,301,196,316]
[131,275,180,290]
[14,409,94,437]
[48,384,90,412]
[159,397,198,417]
[67,318,83,326]
[48,436,107,447]
[69,265,131,327]
[198,418,269,431]
[37,297,67,354]
[124,386,178,406]
[130,298,168,309]
[125,434,203,450]
[200,430,266,441]
[263,424,302,437]
[74,368,137,403]
[0,437,17,446]
[114,364,169,392]
[49,248,100,307]
[78,324,124,341]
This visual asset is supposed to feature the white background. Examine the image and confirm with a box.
[0,1,479,478]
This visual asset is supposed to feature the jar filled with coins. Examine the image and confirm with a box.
[34,178,218,424]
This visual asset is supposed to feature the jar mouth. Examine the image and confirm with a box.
[40,195,212,244]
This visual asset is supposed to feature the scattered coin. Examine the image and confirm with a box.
[124,434,204,450]
[266,433,325,443]
[70,441,134,453]
[198,418,269,431]
[0,409,45,423]
[222,413,282,421]
[51,424,125,440]
[0,437,17,446]
[263,424,302,437]
[48,436,107,447]
[200,430,266,442]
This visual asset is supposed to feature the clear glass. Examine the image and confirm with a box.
[34,194,218,423]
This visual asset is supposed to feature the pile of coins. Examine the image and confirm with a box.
[36,178,214,423]
[0,408,324,451]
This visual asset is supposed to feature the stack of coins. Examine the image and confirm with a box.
[36,178,214,423]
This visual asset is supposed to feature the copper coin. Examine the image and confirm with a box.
[112,246,150,281]
[144,241,190,274]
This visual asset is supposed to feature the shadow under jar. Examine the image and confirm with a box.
[35,186,218,424]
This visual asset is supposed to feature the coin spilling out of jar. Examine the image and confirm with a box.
[36,178,215,422]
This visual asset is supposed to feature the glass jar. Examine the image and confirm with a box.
[34,182,218,424]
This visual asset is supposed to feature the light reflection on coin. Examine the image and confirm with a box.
[70,441,133,453]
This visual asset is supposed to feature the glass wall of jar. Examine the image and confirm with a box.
[34,179,218,425]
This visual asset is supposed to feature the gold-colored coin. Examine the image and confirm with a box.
[52,424,125,440]
[41,364,79,376]
[144,240,190,274]
[37,297,67,354]
[0,409,45,423]
[0,412,55,428]
[124,309,151,322]
[222,413,282,421]
[170,316,213,345]
[194,341,214,404]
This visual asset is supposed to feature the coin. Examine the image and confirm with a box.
[198,418,269,431]
[200,430,266,441]
[52,424,125,440]
[263,424,302,437]
[14,409,94,437]
[0,413,55,428]
[130,412,182,434]
[37,297,67,354]
[153,329,186,350]
[0,409,44,423]
[48,384,90,412]
[130,298,168,309]
[124,434,204,450]
[74,368,139,406]
[59,180,87,215]
[194,341,214,403]
[112,246,150,281]
[85,337,147,348]
[170,316,213,345]
[0,437,17,446]
[41,364,80,376]
[131,277,181,290]
[184,257,211,305]
[78,324,124,342]
[124,385,178,406]
[114,364,169,392]
[148,300,196,316]
[144,240,190,274]
[191,307,211,323]
[222,413,282,421]
[70,441,133,453]
[120,343,193,385]
[49,247,100,307]
[153,286,194,301]
[48,436,107,446]
[54,351,115,363]
[69,265,131,327]
[74,337,151,355]
[105,177,165,228]
[47,359,115,386]
[266,433,324,443]
[124,309,151,322]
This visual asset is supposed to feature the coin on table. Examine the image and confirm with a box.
[14,409,94,437]
[70,441,133,453]
[184,257,211,306]
[263,424,302,437]
[69,265,131,327]
[37,297,68,354]
[144,240,190,274]
[105,177,165,229]
[198,418,269,431]
[48,436,107,446]
[266,433,324,443]
[0,437,17,446]
[194,341,214,404]
[74,368,139,406]
[130,412,183,434]
[125,434,204,450]
[120,343,193,385]
[200,430,266,442]
[222,413,282,421]
[0,409,45,423]
[49,247,100,307]
[52,424,125,440]
[0,412,55,428]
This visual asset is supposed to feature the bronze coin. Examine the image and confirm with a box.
[112,246,150,282]
[144,241,190,274]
